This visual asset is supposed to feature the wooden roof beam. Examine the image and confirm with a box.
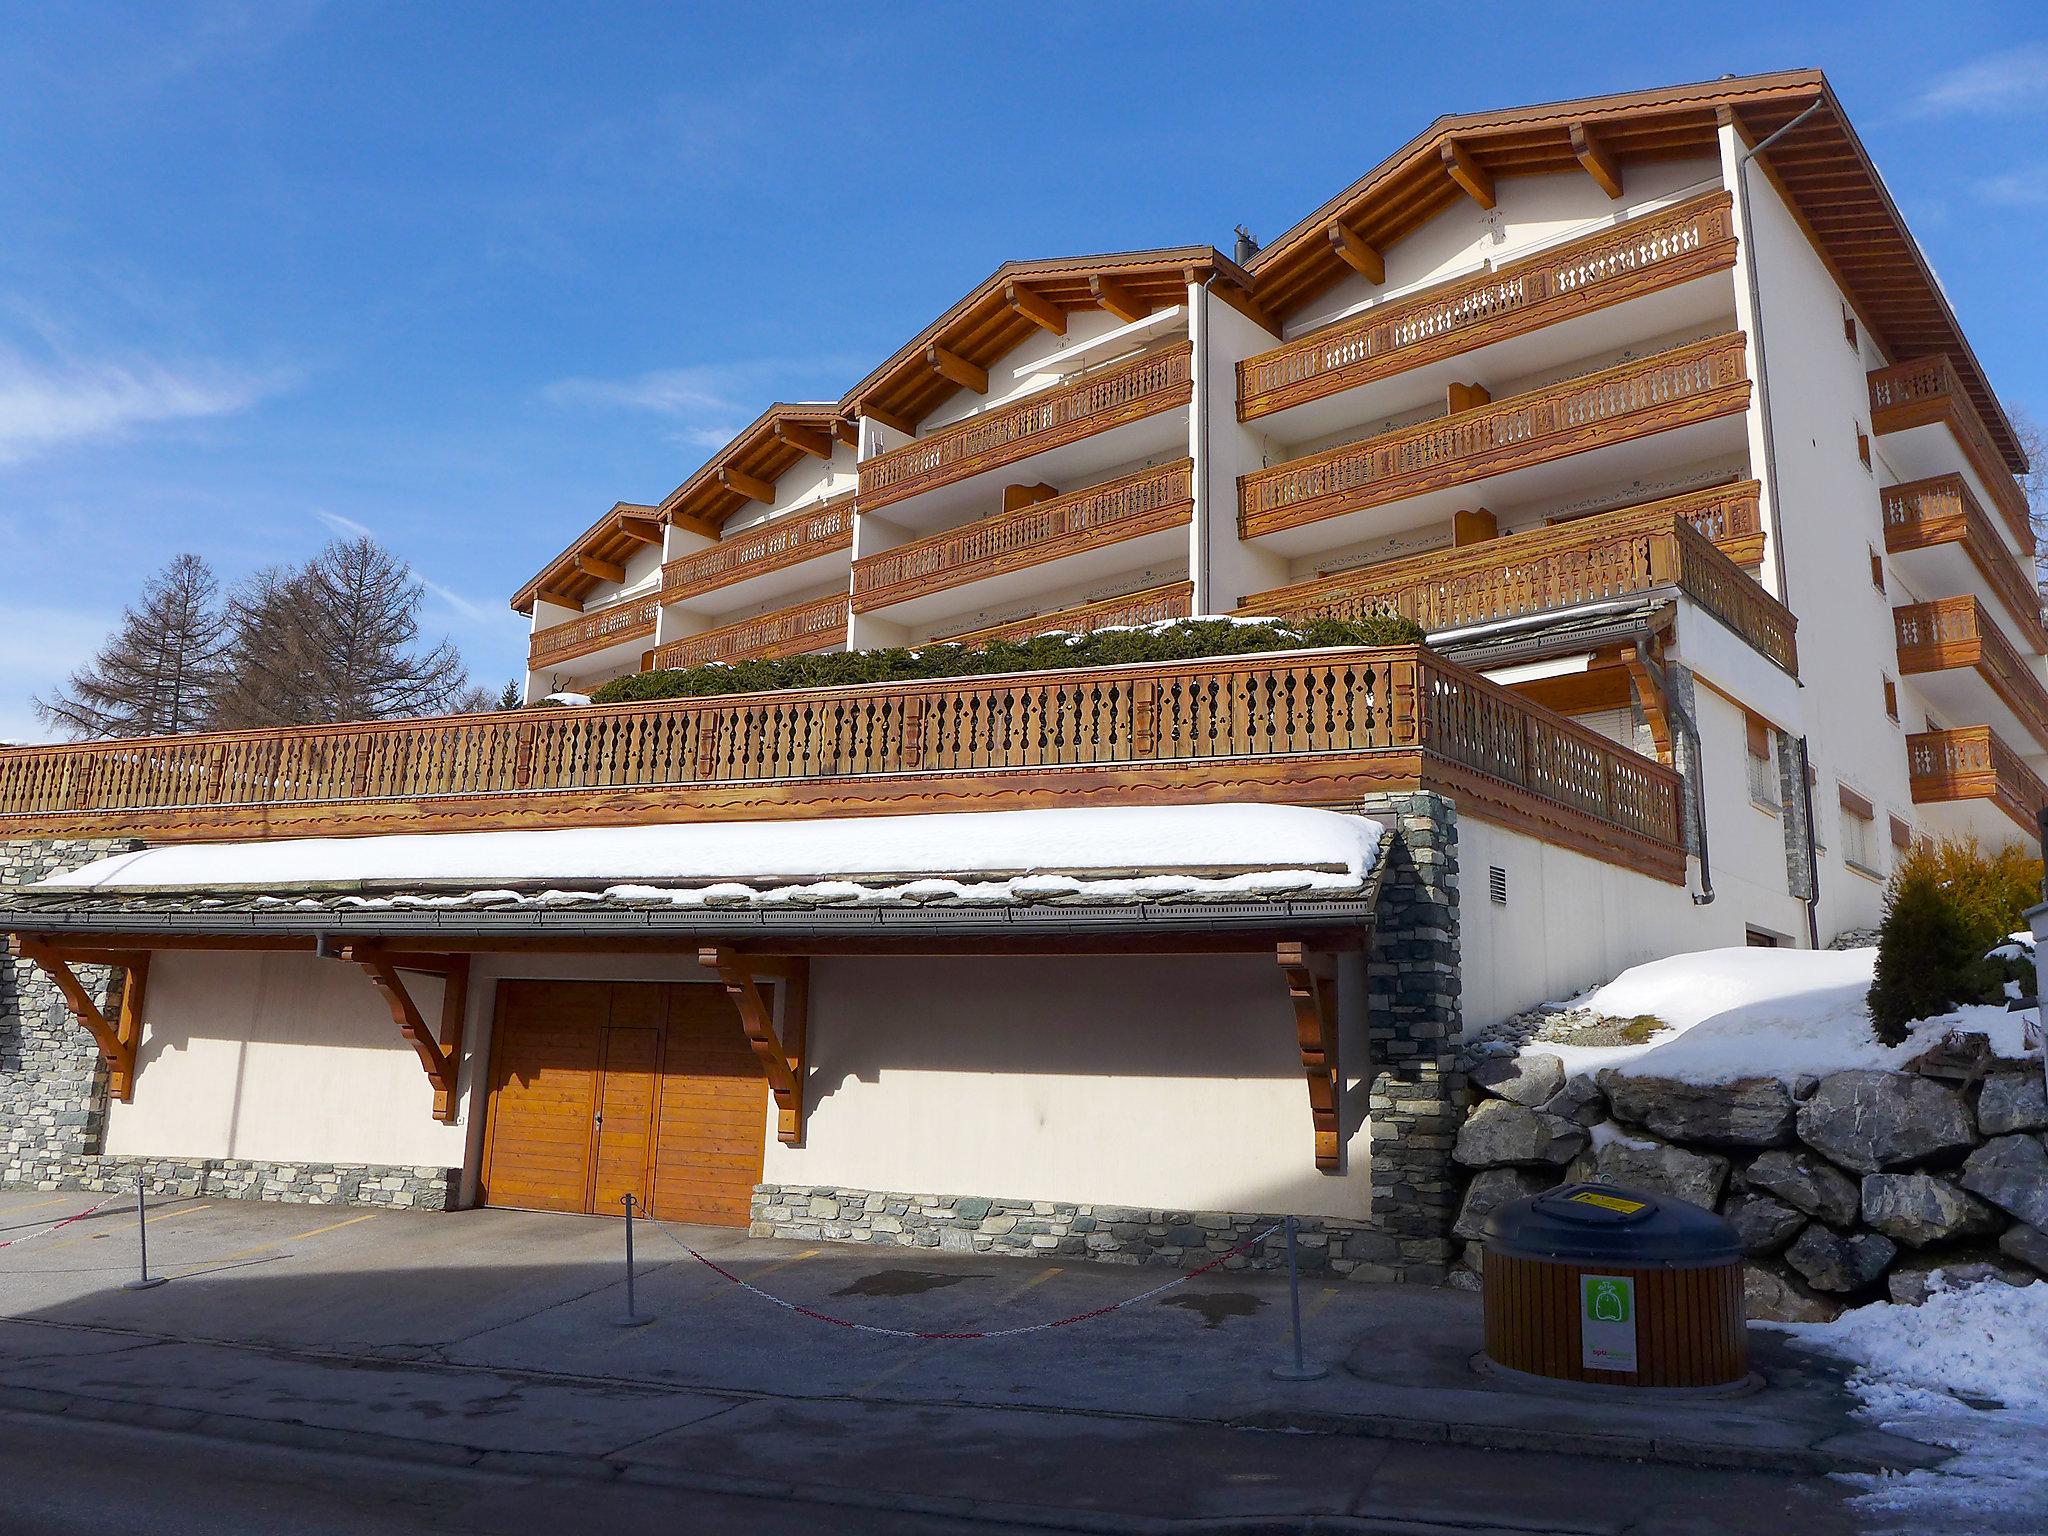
[1090,274,1153,323]
[574,554,625,583]
[774,421,834,460]
[830,417,860,447]
[1006,282,1067,336]
[615,515,663,547]
[666,511,722,541]
[1327,222,1385,283]
[859,400,918,436]
[1205,273,1281,338]
[926,343,988,394]
[1570,122,1624,199]
[718,466,777,505]
[1442,138,1496,210]
[532,586,584,611]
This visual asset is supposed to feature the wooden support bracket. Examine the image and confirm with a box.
[1442,139,1495,209]
[1622,647,1677,764]
[1089,274,1151,323]
[926,343,988,394]
[1005,281,1067,335]
[700,945,807,1146]
[1327,222,1385,283]
[1277,941,1342,1172]
[12,937,148,1102]
[718,466,778,505]
[575,554,626,583]
[774,421,835,459]
[1570,121,1624,200]
[343,944,467,1122]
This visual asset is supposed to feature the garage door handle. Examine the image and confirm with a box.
[593,1111,603,1128]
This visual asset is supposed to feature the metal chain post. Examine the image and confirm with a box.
[615,1193,654,1327]
[122,1181,167,1292]
[1269,1214,1325,1380]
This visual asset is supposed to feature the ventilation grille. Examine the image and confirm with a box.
[1489,865,1508,906]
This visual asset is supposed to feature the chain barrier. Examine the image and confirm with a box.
[652,1217,1283,1340]
[0,1192,122,1252]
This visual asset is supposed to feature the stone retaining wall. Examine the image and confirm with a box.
[19,1154,458,1210]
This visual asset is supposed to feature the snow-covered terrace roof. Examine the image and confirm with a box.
[4,804,1387,940]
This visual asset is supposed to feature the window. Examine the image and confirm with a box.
[1857,427,1872,469]
[1883,675,1899,721]
[1745,713,1780,811]
[1839,785,1880,876]
[1869,547,1886,593]
[1747,927,1783,948]
[1890,815,1914,855]
[1842,304,1858,352]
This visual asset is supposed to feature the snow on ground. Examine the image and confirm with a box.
[38,803,1384,901]
[1776,1278,2048,1533]
[1532,946,2039,1084]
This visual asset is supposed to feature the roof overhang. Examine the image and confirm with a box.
[510,501,664,615]
[652,402,844,539]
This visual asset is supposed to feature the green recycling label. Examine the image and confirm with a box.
[1580,1275,1637,1373]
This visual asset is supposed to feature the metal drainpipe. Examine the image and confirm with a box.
[1796,734,1823,949]
[1635,641,1714,905]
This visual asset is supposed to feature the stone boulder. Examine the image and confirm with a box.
[1724,1193,1805,1257]
[1998,1222,2048,1277]
[1959,1134,2048,1228]
[1784,1224,1897,1293]
[1470,1052,1565,1108]
[1452,1166,1555,1241]
[1453,1100,1588,1169]
[1569,1136,1729,1212]
[1794,1070,1975,1173]
[1744,1263,1841,1324]
[1600,1072,1798,1149]
[1887,1253,2032,1306]
[1541,1075,1607,1128]
[1740,1149,1862,1227]
[1860,1173,2003,1248]
[1977,1073,2048,1136]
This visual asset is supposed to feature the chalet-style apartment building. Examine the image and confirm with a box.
[0,73,2036,1277]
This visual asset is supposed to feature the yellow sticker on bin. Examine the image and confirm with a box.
[1569,1191,1647,1215]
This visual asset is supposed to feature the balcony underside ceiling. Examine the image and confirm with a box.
[868,526,1192,631]
[1908,665,2048,761]
[667,547,851,620]
[1875,421,2032,562]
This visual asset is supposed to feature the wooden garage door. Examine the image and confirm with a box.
[481,980,768,1225]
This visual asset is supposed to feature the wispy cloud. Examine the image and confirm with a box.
[1913,43,2048,118]
[0,345,283,467]
[1977,167,2048,207]
[540,357,856,453]
[311,507,376,538]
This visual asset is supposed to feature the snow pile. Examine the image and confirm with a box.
[39,803,1384,906]
[1780,1278,2048,1531]
[1519,947,2038,1085]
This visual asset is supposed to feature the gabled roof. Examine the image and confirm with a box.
[510,501,663,615]
[1246,69,2024,471]
[838,247,1256,433]
[654,402,844,536]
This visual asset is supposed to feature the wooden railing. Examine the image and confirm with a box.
[1907,725,2048,837]
[859,343,1193,513]
[1894,597,2048,752]
[1239,333,1751,539]
[941,581,1195,645]
[0,646,1684,876]
[1869,357,2032,547]
[528,594,660,670]
[1238,491,1798,674]
[853,461,1194,612]
[1239,192,1738,420]
[652,593,849,669]
[1882,475,2047,651]
[663,499,853,605]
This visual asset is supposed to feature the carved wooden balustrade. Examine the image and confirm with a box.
[1239,192,1738,420]
[1894,597,2048,752]
[1907,725,2048,836]
[1239,333,1751,539]
[528,594,660,670]
[1882,476,2046,649]
[941,582,1195,645]
[859,344,1193,513]
[653,593,850,669]
[1868,357,2033,546]
[853,461,1194,613]
[662,499,853,605]
[0,646,1684,876]
[1239,491,1797,674]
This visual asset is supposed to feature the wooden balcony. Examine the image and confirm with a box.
[1239,191,1737,421]
[858,343,1193,514]
[662,498,852,605]
[1869,357,2032,547]
[1883,475,2047,650]
[941,581,1195,645]
[1238,489,1798,674]
[528,594,659,671]
[1908,725,2048,838]
[1239,333,1751,540]
[1894,597,2048,752]
[853,461,1194,614]
[652,593,849,669]
[0,647,1685,880]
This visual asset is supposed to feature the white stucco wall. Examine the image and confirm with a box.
[104,951,470,1168]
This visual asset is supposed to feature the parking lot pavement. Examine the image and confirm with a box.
[0,1189,1929,1532]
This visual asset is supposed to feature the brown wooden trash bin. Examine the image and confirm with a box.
[1481,1182,1750,1391]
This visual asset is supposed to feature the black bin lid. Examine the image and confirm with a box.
[1482,1182,1742,1268]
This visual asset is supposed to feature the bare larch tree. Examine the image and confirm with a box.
[35,553,227,739]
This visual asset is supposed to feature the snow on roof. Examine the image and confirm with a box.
[39,804,1384,911]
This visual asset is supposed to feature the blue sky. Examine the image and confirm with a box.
[2,1,2044,742]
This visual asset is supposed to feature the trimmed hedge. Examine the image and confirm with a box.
[590,615,1425,704]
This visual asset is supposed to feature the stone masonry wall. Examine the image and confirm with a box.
[750,793,1469,1282]
[15,1154,457,1210]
